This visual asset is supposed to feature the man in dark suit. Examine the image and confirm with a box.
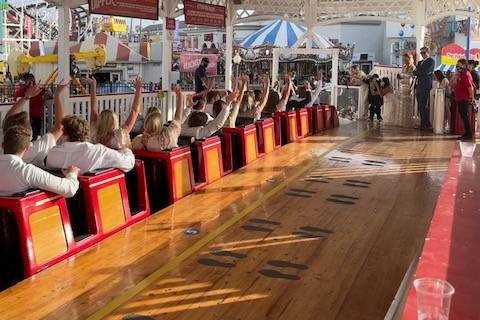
[413,47,435,129]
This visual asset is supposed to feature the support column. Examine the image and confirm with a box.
[224,23,233,90]
[331,49,339,106]
[271,48,279,87]
[415,25,426,62]
[162,18,172,91]
[57,4,71,114]
[413,0,426,63]
[224,3,234,91]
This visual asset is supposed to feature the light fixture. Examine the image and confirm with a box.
[233,51,242,64]
[233,51,242,81]
[265,49,270,56]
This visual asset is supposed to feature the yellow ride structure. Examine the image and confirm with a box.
[7,45,107,78]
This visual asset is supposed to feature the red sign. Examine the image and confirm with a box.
[183,0,225,27]
[179,53,218,74]
[89,0,159,20]
[166,17,176,30]
[204,33,213,42]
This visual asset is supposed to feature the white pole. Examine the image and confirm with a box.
[413,0,426,62]
[57,4,71,114]
[331,49,339,106]
[415,25,426,62]
[224,22,233,90]
[271,48,279,87]
[161,18,172,91]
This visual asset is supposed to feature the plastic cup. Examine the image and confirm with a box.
[414,278,455,320]
[459,141,476,157]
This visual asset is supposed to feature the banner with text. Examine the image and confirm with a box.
[441,43,480,65]
[89,0,159,20]
[179,53,218,74]
[183,0,225,27]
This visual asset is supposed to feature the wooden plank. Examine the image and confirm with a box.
[0,124,361,320]
[102,128,456,320]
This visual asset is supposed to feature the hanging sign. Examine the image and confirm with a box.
[179,53,218,74]
[183,0,225,27]
[89,0,159,20]
[166,17,176,30]
[441,43,480,65]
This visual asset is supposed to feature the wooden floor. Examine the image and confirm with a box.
[0,122,458,320]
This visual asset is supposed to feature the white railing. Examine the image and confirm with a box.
[44,91,178,133]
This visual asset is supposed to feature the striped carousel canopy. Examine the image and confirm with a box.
[436,64,479,72]
[436,64,456,72]
[239,20,334,49]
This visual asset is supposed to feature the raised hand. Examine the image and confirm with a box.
[226,90,239,104]
[87,75,97,87]
[54,80,69,96]
[134,76,144,92]
[25,82,43,99]
[173,84,182,95]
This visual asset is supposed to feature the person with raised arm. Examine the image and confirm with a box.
[131,85,184,151]
[181,90,239,139]
[2,81,69,166]
[237,74,269,123]
[223,73,248,127]
[91,77,144,149]
[0,125,80,197]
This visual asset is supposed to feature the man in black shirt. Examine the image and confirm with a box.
[195,57,209,93]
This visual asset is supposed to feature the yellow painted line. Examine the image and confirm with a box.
[85,131,365,320]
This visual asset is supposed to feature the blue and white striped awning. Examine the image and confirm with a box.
[239,20,334,49]
[436,64,456,72]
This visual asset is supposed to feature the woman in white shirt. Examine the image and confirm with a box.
[181,90,239,139]
[89,77,144,149]
[131,86,184,152]
[380,77,395,125]
[434,70,451,131]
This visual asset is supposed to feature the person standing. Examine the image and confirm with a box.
[452,59,475,140]
[396,53,416,128]
[413,47,435,129]
[367,74,383,122]
[349,65,368,119]
[14,73,51,139]
[433,70,451,132]
[194,57,209,93]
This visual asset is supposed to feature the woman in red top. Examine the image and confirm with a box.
[452,59,475,140]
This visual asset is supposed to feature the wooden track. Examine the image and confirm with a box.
[0,123,457,320]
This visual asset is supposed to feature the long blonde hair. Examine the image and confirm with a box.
[96,109,119,146]
[141,112,164,144]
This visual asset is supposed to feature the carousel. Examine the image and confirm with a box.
[234,20,354,84]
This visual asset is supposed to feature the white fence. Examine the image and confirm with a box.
[44,91,184,133]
